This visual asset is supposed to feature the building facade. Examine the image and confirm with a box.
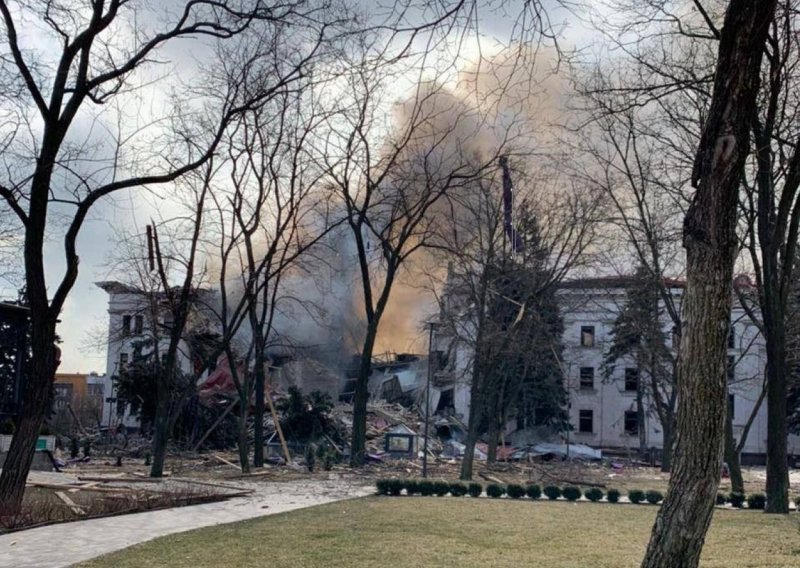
[434,274,800,462]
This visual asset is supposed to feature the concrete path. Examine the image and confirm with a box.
[0,477,372,568]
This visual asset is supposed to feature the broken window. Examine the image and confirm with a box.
[728,393,735,419]
[579,409,593,433]
[579,367,594,390]
[580,325,595,347]
[118,352,129,373]
[624,410,639,435]
[134,314,144,335]
[122,315,131,337]
[624,368,639,392]
[728,324,736,349]
[727,355,735,383]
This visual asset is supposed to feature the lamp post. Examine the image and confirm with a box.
[422,320,439,478]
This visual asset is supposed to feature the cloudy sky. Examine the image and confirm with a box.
[4,0,596,375]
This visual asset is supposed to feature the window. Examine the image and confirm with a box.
[579,409,593,433]
[579,367,594,390]
[118,352,129,373]
[728,393,735,420]
[134,314,144,335]
[53,383,73,410]
[624,411,639,435]
[624,368,639,392]
[122,315,131,337]
[87,383,104,398]
[580,325,595,347]
[727,355,735,382]
[728,325,736,349]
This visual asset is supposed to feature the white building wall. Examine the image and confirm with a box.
[560,285,800,458]
[97,282,195,431]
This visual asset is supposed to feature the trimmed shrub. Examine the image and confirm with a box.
[584,488,604,502]
[387,479,404,496]
[645,490,663,505]
[562,486,582,502]
[728,492,745,508]
[449,482,468,497]
[716,493,727,505]
[746,493,766,510]
[507,484,526,499]
[405,480,420,496]
[543,485,562,500]
[486,484,506,498]
[628,489,645,504]
[606,489,621,503]
[468,483,483,498]
[433,481,450,497]
[376,479,390,495]
[418,480,435,497]
[526,484,542,500]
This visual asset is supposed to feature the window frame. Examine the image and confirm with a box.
[578,409,594,433]
[624,410,639,436]
[580,325,595,348]
[579,366,595,390]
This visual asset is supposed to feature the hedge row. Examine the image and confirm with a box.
[376,480,657,504]
[377,481,800,511]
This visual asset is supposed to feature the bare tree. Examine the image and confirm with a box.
[642,1,776,566]
[0,0,341,513]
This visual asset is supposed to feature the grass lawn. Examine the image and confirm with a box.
[77,497,800,568]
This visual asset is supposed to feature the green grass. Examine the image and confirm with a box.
[78,497,800,568]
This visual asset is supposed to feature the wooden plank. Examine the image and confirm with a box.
[27,482,138,494]
[212,454,242,470]
[77,476,163,483]
[55,491,86,515]
[169,477,253,493]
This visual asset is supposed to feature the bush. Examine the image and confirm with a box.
[645,490,664,505]
[628,489,645,504]
[486,484,506,498]
[386,479,404,496]
[433,481,450,497]
[746,493,766,510]
[543,485,562,500]
[526,484,542,500]
[418,480,435,497]
[584,488,604,502]
[449,482,468,497]
[716,493,727,505]
[728,492,745,508]
[405,480,420,496]
[304,444,316,473]
[506,484,526,499]
[468,483,483,498]
[606,489,621,503]
[562,486,582,502]
[376,479,390,495]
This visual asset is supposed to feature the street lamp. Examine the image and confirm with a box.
[422,320,440,478]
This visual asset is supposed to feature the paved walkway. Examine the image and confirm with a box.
[0,477,371,568]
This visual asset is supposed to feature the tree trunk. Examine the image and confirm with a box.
[641,2,775,566]
[252,357,266,468]
[149,385,170,478]
[350,322,378,467]
[238,396,250,474]
[486,417,500,464]
[724,406,744,494]
[764,321,789,512]
[0,332,58,515]
[459,384,483,481]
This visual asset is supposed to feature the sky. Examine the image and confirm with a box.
[4,0,600,375]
